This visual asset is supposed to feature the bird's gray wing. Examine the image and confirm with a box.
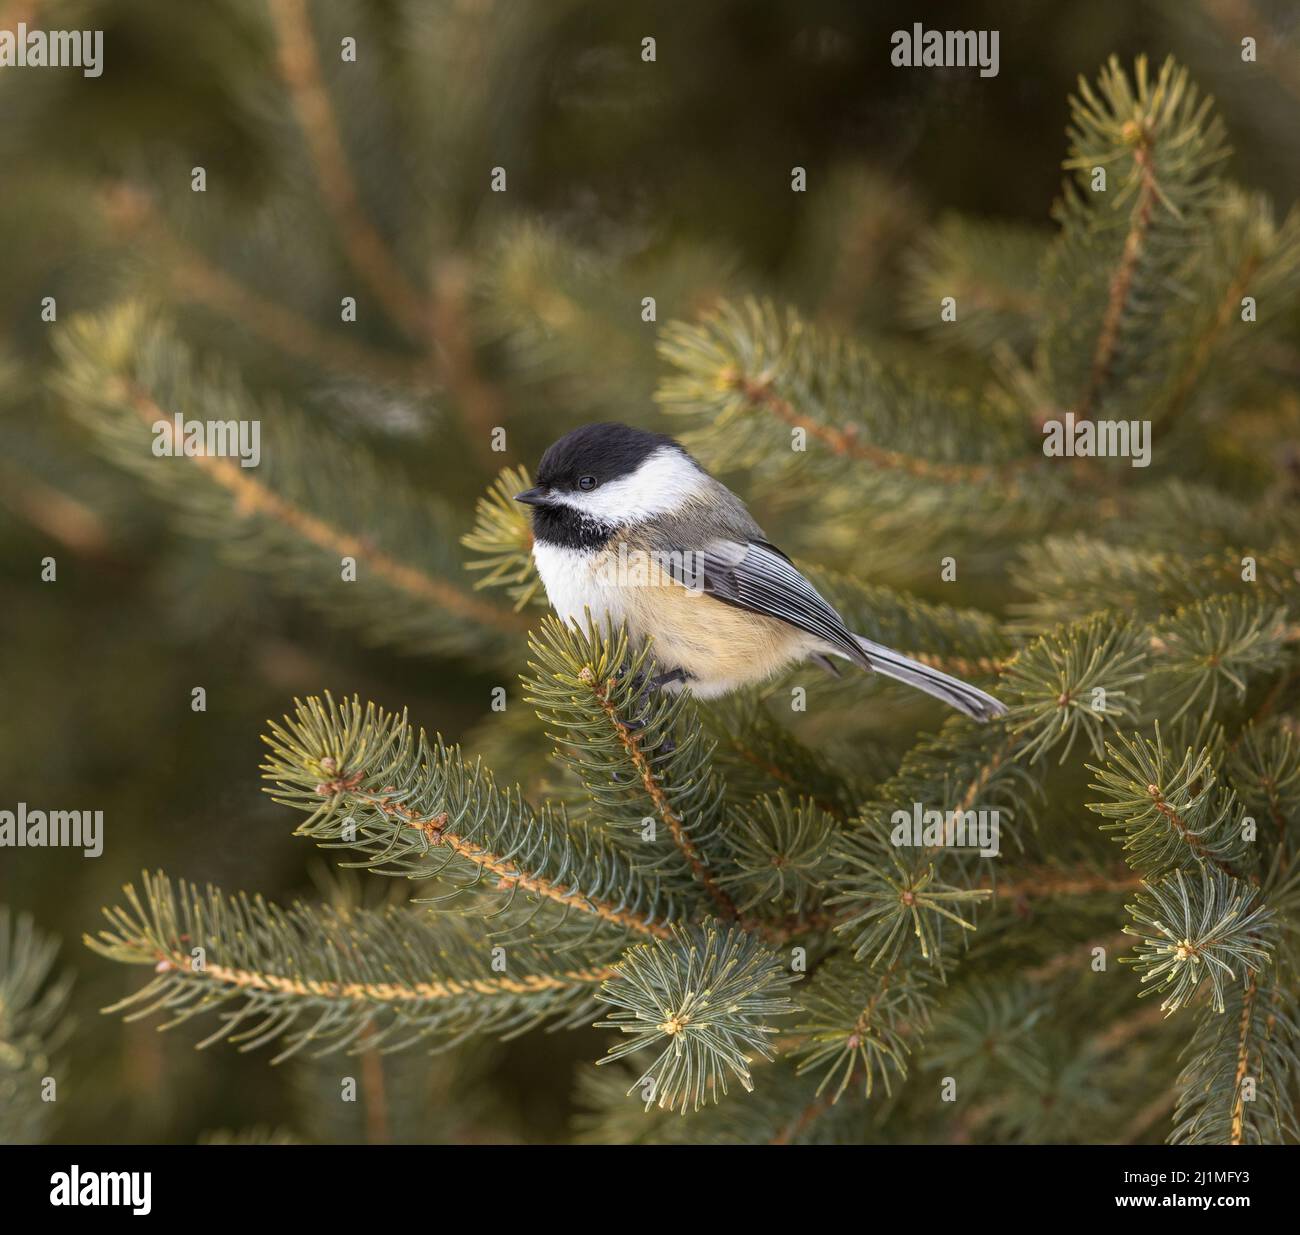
[665,538,870,668]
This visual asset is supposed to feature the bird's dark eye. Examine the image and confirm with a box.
[577,475,598,491]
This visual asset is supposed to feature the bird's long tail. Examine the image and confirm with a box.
[854,636,1007,723]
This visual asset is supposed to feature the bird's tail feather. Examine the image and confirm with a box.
[853,636,1007,723]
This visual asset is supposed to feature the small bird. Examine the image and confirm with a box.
[515,423,1007,722]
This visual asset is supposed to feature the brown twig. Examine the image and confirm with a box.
[1230,972,1258,1145]
[0,0,43,29]
[101,184,430,388]
[348,786,671,939]
[430,256,508,469]
[1118,1091,1178,1144]
[1087,1000,1169,1058]
[1201,0,1300,107]
[358,1023,391,1145]
[1147,782,1253,883]
[120,383,529,633]
[985,867,1142,903]
[1026,932,1132,982]
[1079,130,1158,419]
[582,668,738,919]
[155,950,618,1000]
[715,738,849,823]
[729,372,1028,487]
[770,1087,840,1145]
[267,0,430,341]
[0,459,113,557]
[902,649,1008,678]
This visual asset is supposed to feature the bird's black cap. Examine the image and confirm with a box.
[533,422,686,491]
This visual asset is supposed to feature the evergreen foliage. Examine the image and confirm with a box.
[0,912,73,1144]
[6,9,1298,1145]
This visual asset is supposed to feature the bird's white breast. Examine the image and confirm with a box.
[532,542,629,627]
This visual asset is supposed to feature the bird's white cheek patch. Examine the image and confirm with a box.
[556,448,706,523]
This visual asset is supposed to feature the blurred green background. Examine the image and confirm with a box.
[2,0,1298,1142]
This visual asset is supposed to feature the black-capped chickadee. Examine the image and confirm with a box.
[515,423,1007,722]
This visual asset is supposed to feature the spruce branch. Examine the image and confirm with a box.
[267,0,430,341]
[984,866,1142,903]
[1047,55,1229,418]
[575,1055,867,1145]
[656,298,1031,488]
[811,568,1013,679]
[0,910,74,1145]
[1170,966,1300,1144]
[53,306,528,659]
[698,693,866,821]
[1002,615,1148,763]
[1008,535,1292,631]
[100,183,431,387]
[1078,122,1157,418]
[460,465,544,610]
[428,254,510,469]
[1122,481,1300,559]
[1121,866,1273,1014]
[261,693,675,940]
[717,792,838,918]
[807,719,1035,1115]
[830,847,987,968]
[925,979,1048,1094]
[0,456,113,559]
[1087,727,1255,879]
[1147,595,1291,722]
[831,722,1027,971]
[1227,720,1300,841]
[524,616,734,913]
[792,954,931,1102]
[903,215,1047,356]
[87,873,611,1062]
[595,921,800,1114]
[478,219,719,419]
[1159,188,1300,429]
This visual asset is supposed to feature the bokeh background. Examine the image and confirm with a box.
[2,0,1298,1143]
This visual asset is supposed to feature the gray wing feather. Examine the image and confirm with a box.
[656,532,1007,721]
[668,538,871,668]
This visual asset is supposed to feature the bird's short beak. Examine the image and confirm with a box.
[513,486,550,507]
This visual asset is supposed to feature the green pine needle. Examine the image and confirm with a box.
[595,921,800,1114]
